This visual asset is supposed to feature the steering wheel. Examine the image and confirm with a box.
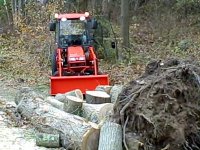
[59,35,69,47]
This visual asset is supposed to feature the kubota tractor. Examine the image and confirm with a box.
[49,12,109,95]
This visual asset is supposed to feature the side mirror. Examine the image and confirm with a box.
[111,41,116,49]
[91,19,98,29]
[49,21,56,31]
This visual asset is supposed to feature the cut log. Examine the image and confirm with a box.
[54,93,66,102]
[82,103,114,123]
[65,89,83,100]
[110,85,123,103]
[64,95,83,115]
[16,96,100,150]
[55,89,83,103]
[98,121,123,150]
[85,91,111,104]
[35,133,60,148]
[95,85,113,94]
[44,96,64,110]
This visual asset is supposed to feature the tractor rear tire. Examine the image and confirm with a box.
[52,50,57,76]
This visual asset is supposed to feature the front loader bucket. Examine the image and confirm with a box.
[50,75,109,95]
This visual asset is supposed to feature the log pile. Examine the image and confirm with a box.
[14,58,200,150]
[15,85,124,149]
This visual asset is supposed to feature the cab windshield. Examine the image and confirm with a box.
[60,20,85,36]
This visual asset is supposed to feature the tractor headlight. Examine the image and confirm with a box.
[85,12,89,17]
[80,16,86,21]
[61,18,67,22]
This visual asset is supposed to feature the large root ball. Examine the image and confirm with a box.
[112,58,200,150]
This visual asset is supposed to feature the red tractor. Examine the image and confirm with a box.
[49,12,109,95]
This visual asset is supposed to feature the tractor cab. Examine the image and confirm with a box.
[49,12,97,48]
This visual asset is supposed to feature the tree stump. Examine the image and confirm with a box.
[45,96,64,110]
[110,85,123,103]
[16,96,100,150]
[82,103,114,123]
[98,121,122,150]
[64,95,83,115]
[95,85,113,94]
[85,91,111,104]
[35,133,60,148]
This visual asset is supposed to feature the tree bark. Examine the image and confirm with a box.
[85,91,111,104]
[45,96,64,110]
[36,133,60,148]
[120,0,129,60]
[55,93,66,102]
[16,96,99,150]
[102,0,113,19]
[14,87,44,105]
[110,85,123,103]
[95,85,112,94]
[64,95,83,115]
[98,121,123,150]
[82,103,114,123]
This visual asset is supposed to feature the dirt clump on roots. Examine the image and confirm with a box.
[113,58,200,150]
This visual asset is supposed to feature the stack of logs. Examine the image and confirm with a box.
[15,85,124,150]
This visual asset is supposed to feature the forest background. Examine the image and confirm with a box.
[1,0,200,87]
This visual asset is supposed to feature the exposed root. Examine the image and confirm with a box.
[123,116,129,150]
[113,58,200,150]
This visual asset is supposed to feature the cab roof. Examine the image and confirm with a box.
[55,13,90,20]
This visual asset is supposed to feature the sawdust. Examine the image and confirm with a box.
[113,58,200,150]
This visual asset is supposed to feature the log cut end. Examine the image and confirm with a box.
[98,103,114,120]
[82,123,100,150]
[86,91,111,104]
[65,89,83,100]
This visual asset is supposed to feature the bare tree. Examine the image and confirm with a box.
[102,0,113,19]
[120,0,129,59]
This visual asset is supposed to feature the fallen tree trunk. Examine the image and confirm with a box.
[35,133,60,148]
[45,96,64,110]
[98,121,122,150]
[85,91,111,104]
[64,95,83,115]
[82,103,114,123]
[15,87,44,105]
[16,96,100,150]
